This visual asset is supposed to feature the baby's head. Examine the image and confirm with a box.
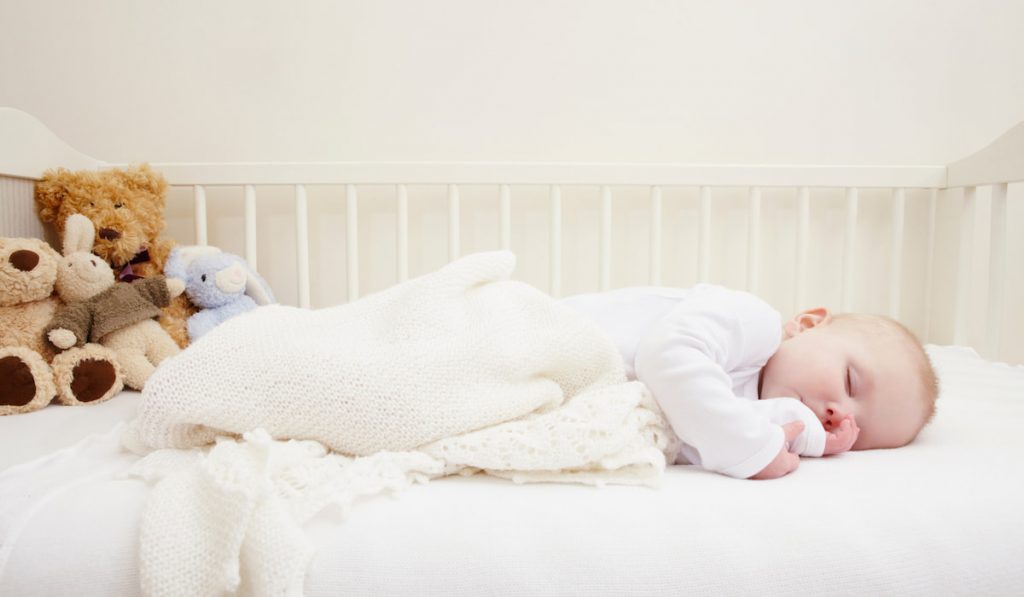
[759,308,938,450]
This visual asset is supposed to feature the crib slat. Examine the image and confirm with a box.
[346,184,359,301]
[923,189,938,343]
[295,184,311,309]
[193,185,208,245]
[889,188,905,319]
[794,187,810,312]
[448,184,460,261]
[650,186,662,286]
[953,186,977,346]
[550,185,562,297]
[987,183,1009,358]
[244,185,258,270]
[600,185,612,291]
[500,184,511,251]
[747,187,761,294]
[698,186,711,283]
[397,184,409,283]
[841,188,858,312]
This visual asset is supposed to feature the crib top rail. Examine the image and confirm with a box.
[0,108,101,180]
[137,162,948,189]
[2,107,1022,189]
[947,121,1024,188]
[2,107,1021,363]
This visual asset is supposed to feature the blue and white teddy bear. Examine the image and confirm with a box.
[165,246,275,341]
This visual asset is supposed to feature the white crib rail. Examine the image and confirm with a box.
[945,123,1024,356]
[154,147,1019,361]
[1,107,1022,362]
[169,170,945,313]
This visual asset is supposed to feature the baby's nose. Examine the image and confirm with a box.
[823,408,845,431]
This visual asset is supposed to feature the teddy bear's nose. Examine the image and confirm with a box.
[98,228,121,241]
[9,250,39,272]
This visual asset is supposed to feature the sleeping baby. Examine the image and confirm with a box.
[561,285,939,480]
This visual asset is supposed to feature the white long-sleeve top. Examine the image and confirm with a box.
[561,284,826,478]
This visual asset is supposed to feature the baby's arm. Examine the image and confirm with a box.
[634,287,789,479]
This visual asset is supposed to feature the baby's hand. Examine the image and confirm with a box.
[823,415,860,456]
[751,421,804,480]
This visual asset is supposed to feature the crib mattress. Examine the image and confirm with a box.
[1,345,1022,597]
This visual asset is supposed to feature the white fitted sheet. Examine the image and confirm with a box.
[1,345,1022,597]
[0,390,141,472]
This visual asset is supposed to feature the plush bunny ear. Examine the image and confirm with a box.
[241,262,276,306]
[165,245,222,279]
[62,214,96,256]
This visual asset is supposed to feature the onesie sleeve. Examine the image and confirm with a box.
[45,301,92,349]
[633,286,785,479]
[749,398,827,457]
[135,275,172,309]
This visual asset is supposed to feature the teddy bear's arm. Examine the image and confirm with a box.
[134,275,173,309]
[45,302,93,350]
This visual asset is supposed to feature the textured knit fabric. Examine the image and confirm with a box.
[121,251,678,597]
[46,276,171,346]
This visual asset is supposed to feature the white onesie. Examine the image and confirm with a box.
[561,284,826,479]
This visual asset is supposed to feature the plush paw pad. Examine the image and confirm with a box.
[0,356,36,407]
[70,359,118,403]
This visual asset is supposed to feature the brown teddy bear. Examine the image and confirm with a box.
[34,164,196,348]
[46,215,185,390]
[1,236,124,416]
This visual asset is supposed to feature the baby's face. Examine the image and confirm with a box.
[758,310,924,450]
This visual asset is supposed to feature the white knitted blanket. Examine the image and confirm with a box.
[122,251,678,597]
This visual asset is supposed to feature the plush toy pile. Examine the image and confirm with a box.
[2,164,272,416]
[35,164,197,348]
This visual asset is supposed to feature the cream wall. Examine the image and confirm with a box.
[2,0,1023,361]
[3,0,1024,164]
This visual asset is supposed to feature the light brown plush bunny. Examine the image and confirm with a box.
[46,214,186,390]
[1,237,124,416]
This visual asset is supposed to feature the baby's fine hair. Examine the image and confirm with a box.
[830,313,940,431]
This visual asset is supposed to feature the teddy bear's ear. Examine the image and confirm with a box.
[62,214,96,256]
[34,168,74,224]
[117,164,168,201]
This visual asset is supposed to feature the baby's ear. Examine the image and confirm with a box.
[785,307,831,337]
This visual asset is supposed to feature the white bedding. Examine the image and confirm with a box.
[1,345,1022,596]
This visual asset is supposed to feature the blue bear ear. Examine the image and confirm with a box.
[166,245,223,281]
[232,255,275,305]
[245,275,275,305]
[165,247,188,280]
